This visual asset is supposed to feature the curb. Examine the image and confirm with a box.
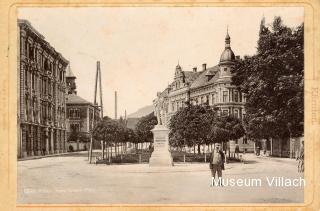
[18,152,84,161]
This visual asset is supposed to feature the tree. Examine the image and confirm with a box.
[209,115,245,144]
[135,112,158,149]
[169,104,216,154]
[231,16,304,140]
[92,116,125,162]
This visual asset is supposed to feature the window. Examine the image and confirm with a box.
[224,68,227,72]
[69,108,80,119]
[29,45,34,60]
[234,109,239,118]
[234,91,239,102]
[31,73,35,90]
[25,70,28,87]
[212,94,215,104]
[222,110,229,115]
[223,91,228,102]
[70,123,80,132]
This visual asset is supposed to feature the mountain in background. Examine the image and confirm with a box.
[128,105,153,118]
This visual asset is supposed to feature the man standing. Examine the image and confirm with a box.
[209,143,225,186]
[297,140,304,173]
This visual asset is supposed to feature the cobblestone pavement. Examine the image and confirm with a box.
[18,152,304,204]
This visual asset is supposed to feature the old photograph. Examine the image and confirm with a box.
[17,7,304,204]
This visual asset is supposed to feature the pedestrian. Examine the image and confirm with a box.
[235,144,240,159]
[209,143,225,186]
[256,146,260,156]
[297,141,304,173]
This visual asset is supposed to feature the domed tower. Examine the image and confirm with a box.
[66,65,77,95]
[218,29,235,80]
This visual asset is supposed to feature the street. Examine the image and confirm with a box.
[18,152,304,204]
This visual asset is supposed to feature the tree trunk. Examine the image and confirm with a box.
[101,140,104,159]
[89,136,93,164]
[197,144,201,154]
[109,146,112,163]
[279,138,282,158]
[106,145,108,160]
[193,145,196,155]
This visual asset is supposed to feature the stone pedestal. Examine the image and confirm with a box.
[149,124,173,167]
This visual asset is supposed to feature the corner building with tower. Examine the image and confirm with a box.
[65,65,101,152]
[154,31,255,152]
[17,19,69,158]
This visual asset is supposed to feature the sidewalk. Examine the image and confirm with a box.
[18,151,84,162]
[244,153,298,166]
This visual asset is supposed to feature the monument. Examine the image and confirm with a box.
[149,102,173,167]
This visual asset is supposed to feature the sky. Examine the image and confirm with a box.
[18,7,304,118]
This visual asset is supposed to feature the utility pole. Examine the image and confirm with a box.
[90,61,104,163]
[94,61,103,118]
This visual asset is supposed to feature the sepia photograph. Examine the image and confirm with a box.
[16,6,305,204]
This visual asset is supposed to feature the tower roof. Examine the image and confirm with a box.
[66,64,76,78]
[220,29,235,63]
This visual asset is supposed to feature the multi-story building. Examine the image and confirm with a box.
[17,19,69,158]
[154,31,255,152]
[65,66,100,151]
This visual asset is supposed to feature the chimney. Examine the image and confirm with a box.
[202,63,207,71]
[193,67,197,72]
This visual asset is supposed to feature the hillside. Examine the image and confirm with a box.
[128,105,153,118]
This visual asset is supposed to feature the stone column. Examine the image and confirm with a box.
[50,128,54,154]
[21,124,28,158]
[59,130,62,153]
[58,129,62,153]
[63,130,67,152]
[56,129,60,153]
[30,126,34,156]
[37,126,41,155]
[45,127,49,155]
[53,129,57,154]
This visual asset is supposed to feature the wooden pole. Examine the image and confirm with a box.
[89,136,93,164]
[98,62,103,118]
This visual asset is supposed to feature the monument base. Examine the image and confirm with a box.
[149,124,173,167]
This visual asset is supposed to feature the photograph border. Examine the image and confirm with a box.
[0,0,319,210]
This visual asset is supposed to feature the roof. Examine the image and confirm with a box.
[66,65,76,78]
[183,71,202,84]
[220,48,235,63]
[190,65,220,89]
[18,19,69,66]
[66,94,92,105]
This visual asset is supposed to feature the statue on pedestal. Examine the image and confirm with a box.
[150,94,173,167]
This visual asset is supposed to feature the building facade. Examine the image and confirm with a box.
[18,19,69,158]
[154,31,254,152]
[65,66,100,151]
